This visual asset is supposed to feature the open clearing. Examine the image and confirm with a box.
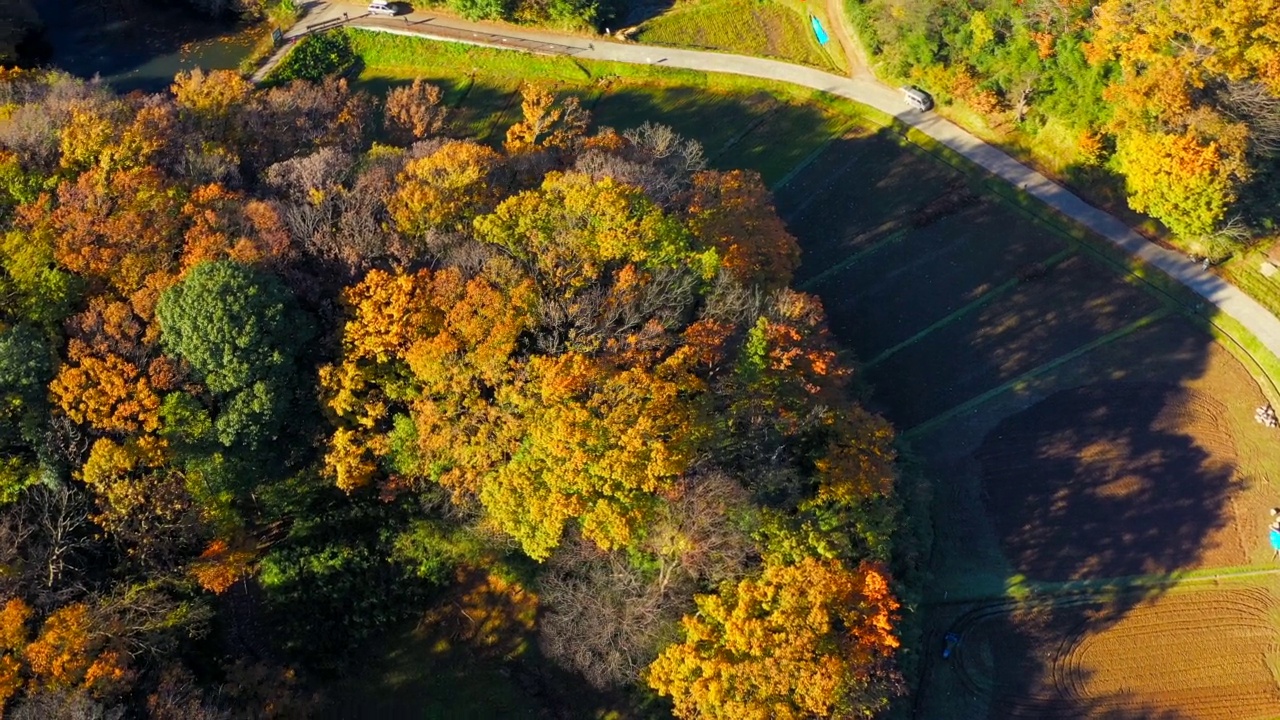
[346,29,859,185]
[778,130,1280,716]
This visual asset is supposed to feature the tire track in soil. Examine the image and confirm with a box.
[946,587,1280,719]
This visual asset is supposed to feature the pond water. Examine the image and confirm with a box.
[34,0,266,93]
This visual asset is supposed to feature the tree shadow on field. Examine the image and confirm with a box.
[975,381,1236,584]
[908,334,1272,720]
[933,378,1256,717]
[589,84,835,176]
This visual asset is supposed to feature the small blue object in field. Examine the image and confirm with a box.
[811,16,830,45]
[1270,529,1280,552]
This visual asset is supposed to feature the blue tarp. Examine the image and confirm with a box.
[1270,528,1280,552]
[811,15,830,45]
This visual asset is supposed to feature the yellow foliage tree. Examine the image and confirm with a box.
[59,102,118,172]
[1115,129,1238,237]
[389,141,504,236]
[321,267,535,494]
[647,557,902,720]
[171,69,253,120]
[473,171,717,297]
[1088,0,1271,236]
[481,353,698,559]
[79,436,199,566]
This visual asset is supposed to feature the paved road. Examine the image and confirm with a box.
[267,1,1280,362]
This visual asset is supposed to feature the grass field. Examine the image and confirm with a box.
[636,0,846,73]
[346,29,864,184]
[328,29,1280,717]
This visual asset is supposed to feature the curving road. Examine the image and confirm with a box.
[269,2,1280,361]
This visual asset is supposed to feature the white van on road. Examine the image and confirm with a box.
[902,86,934,112]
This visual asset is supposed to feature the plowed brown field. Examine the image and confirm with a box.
[977,382,1244,582]
[950,587,1280,719]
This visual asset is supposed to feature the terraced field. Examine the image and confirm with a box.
[776,130,1280,719]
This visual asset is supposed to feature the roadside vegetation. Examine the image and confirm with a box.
[264,27,356,83]
[844,0,1280,262]
[376,0,618,30]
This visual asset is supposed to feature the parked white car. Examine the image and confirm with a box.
[368,1,398,15]
[902,86,934,111]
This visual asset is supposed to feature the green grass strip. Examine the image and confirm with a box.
[864,277,1021,370]
[776,133,881,211]
[768,120,863,190]
[864,249,1078,370]
[876,119,1280,403]
[904,308,1171,440]
[927,564,1280,606]
[797,226,910,291]
[708,104,784,161]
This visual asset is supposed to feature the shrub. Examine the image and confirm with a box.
[268,30,356,84]
[448,0,513,21]
[266,0,300,29]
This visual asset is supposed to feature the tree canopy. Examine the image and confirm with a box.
[849,0,1280,249]
[0,69,906,719]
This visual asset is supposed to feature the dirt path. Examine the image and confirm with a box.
[823,0,871,79]
[264,1,1280,373]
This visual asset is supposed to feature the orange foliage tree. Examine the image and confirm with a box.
[49,297,166,436]
[188,538,256,595]
[24,603,133,697]
[388,141,505,236]
[0,599,31,711]
[686,170,800,291]
[503,85,590,154]
[383,79,449,144]
[46,166,183,297]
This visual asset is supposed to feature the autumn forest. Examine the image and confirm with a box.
[0,68,908,717]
